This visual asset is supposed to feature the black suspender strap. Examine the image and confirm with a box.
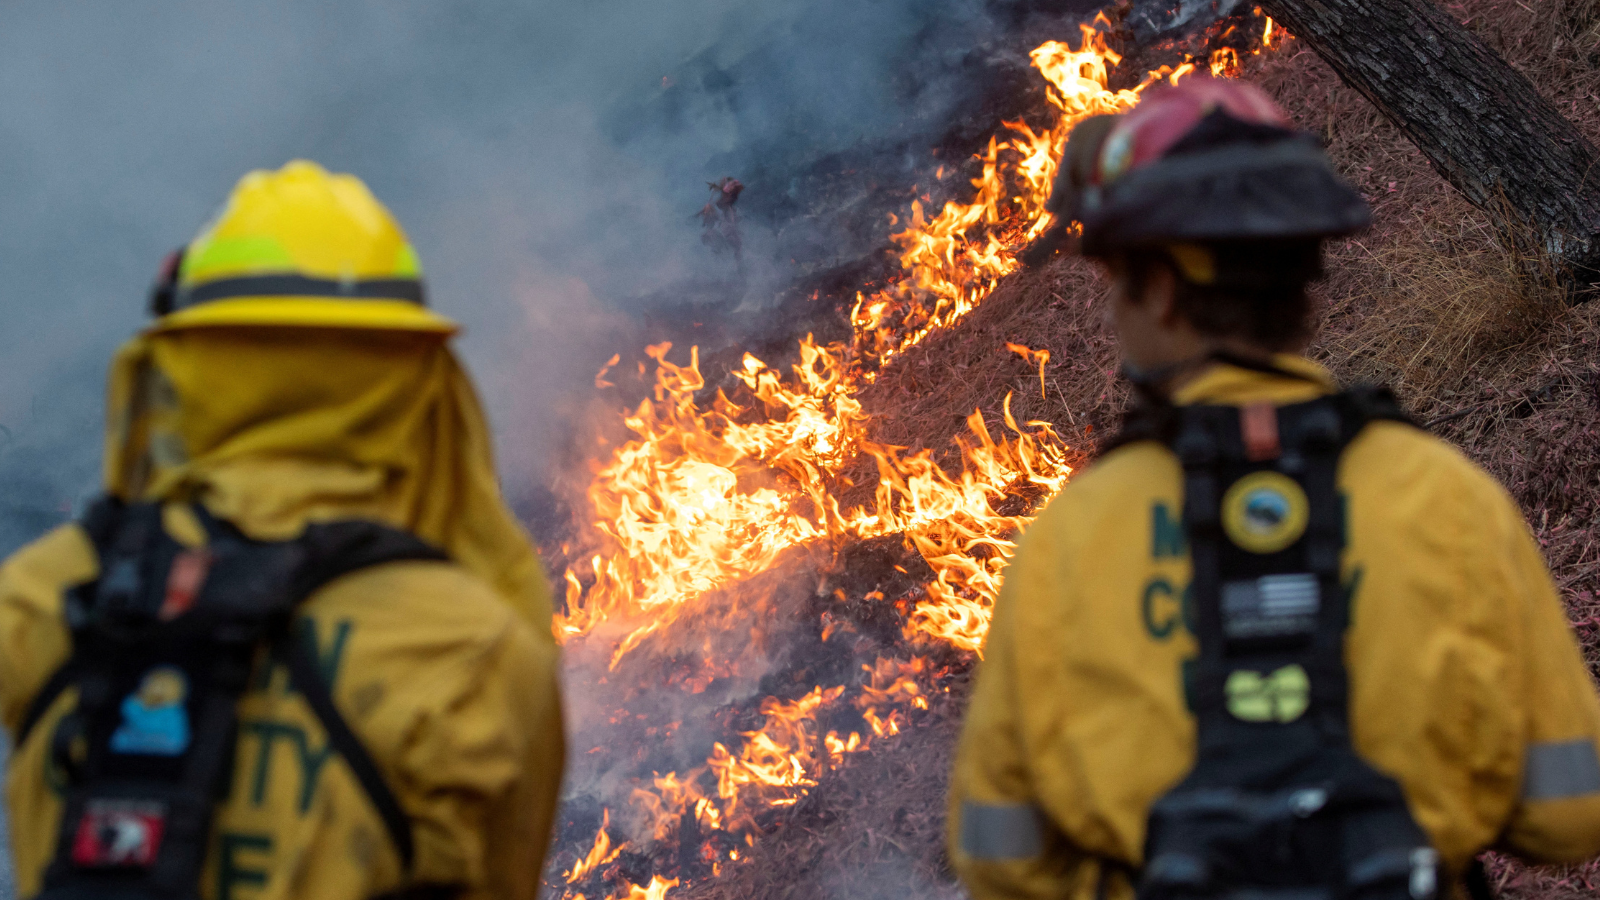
[1293,401,1353,735]
[280,634,415,870]
[14,496,131,748]
[209,511,449,874]
[1139,387,1441,900]
[1174,408,1230,721]
[15,662,81,749]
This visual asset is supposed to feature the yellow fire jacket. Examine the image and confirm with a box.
[2,324,564,900]
[949,357,1600,900]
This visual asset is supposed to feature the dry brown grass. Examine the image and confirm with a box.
[670,691,971,900]
[1249,0,1598,405]
[854,261,1119,463]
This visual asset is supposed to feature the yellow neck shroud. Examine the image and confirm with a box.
[102,325,552,637]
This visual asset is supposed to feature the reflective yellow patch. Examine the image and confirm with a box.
[1222,470,1309,554]
[1225,664,1310,723]
[182,234,296,282]
[393,243,423,278]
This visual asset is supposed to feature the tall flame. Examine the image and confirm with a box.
[556,13,1283,900]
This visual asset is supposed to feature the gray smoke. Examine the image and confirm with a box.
[0,0,1010,557]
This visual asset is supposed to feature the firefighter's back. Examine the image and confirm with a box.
[949,78,1600,900]
[0,159,565,900]
[988,360,1600,880]
[1,510,561,900]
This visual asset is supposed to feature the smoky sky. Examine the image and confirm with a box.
[0,0,1002,556]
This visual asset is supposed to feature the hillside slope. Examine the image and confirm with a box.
[668,0,1600,897]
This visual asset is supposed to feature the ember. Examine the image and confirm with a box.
[552,11,1284,900]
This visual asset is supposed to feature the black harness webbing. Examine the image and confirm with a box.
[281,630,417,868]
[174,274,426,308]
[1105,382,1464,900]
[23,496,448,898]
[17,662,82,753]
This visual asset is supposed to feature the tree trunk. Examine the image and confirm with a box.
[1257,0,1600,281]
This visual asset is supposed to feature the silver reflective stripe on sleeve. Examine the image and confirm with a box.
[1524,739,1600,801]
[960,801,1046,860]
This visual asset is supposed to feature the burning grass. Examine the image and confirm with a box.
[546,0,1600,895]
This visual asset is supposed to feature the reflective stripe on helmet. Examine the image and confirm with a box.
[959,801,1047,860]
[176,275,426,309]
[1523,739,1600,801]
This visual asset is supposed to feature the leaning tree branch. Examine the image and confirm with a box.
[1258,0,1600,281]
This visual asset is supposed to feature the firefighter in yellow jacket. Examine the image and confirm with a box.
[0,160,564,900]
[950,80,1600,899]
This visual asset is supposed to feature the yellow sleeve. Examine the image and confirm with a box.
[0,526,90,897]
[397,613,565,899]
[477,623,565,900]
[949,532,1089,900]
[1499,508,1600,863]
[0,525,92,736]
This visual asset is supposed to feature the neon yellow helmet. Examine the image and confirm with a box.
[152,160,457,334]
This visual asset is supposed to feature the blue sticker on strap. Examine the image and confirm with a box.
[110,667,191,756]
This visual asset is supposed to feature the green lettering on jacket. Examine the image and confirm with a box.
[241,718,336,814]
[296,617,354,687]
[1151,503,1186,559]
[1141,579,1196,641]
[217,832,273,900]
[1142,578,1179,639]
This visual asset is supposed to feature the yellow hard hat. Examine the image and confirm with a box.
[152,160,457,334]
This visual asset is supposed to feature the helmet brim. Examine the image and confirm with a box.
[1079,138,1371,257]
[151,296,459,335]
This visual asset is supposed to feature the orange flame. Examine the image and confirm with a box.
[596,353,622,390]
[624,876,679,900]
[1007,342,1052,399]
[566,810,623,884]
[556,13,1286,900]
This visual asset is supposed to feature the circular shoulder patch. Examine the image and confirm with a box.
[1221,471,1309,554]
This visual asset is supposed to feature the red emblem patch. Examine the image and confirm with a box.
[160,548,213,621]
[1240,401,1282,462]
[71,800,166,868]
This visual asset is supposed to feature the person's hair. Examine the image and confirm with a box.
[1119,239,1324,352]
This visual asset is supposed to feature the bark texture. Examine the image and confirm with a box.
[1259,0,1600,275]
